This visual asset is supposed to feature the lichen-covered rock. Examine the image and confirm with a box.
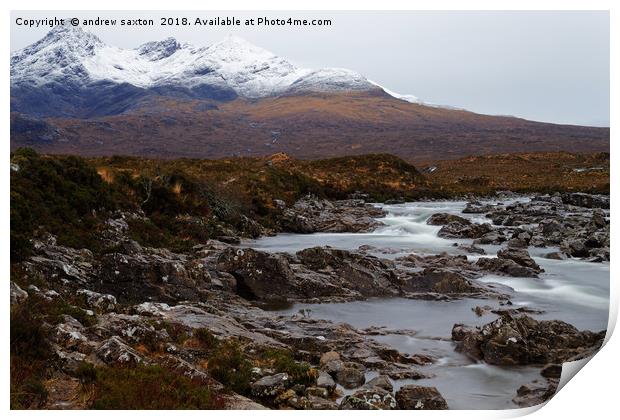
[340,386,397,410]
[77,289,117,312]
[395,385,448,410]
[96,336,143,366]
[251,373,291,398]
[307,395,339,409]
[305,386,329,398]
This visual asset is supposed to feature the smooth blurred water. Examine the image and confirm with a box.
[246,199,610,409]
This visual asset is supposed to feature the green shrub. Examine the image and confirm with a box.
[194,328,218,349]
[10,299,53,409]
[260,348,316,386]
[208,340,253,394]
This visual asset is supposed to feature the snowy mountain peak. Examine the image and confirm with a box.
[11,26,421,104]
[137,37,181,61]
[35,25,104,56]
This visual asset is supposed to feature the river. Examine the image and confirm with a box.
[243,198,610,409]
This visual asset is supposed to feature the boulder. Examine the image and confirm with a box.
[457,244,486,255]
[566,240,589,258]
[96,336,143,366]
[426,213,470,226]
[403,270,480,295]
[474,231,507,245]
[513,379,558,407]
[452,314,605,365]
[216,248,296,301]
[323,359,345,376]
[365,375,393,392]
[497,248,543,272]
[296,247,401,298]
[98,249,212,303]
[335,363,366,389]
[316,371,337,393]
[339,386,397,410]
[543,251,569,260]
[395,385,448,410]
[475,257,540,278]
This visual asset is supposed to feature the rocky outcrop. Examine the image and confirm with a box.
[216,246,402,302]
[216,248,298,301]
[281,196,386,233]
[98,248,213,303]
[452,314,605,365]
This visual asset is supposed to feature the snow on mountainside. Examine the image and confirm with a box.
[11,25,420,102]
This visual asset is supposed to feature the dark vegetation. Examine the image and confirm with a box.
[90,364,221,409]
[11,148,610,264]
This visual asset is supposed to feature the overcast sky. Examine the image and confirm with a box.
[11,11,610,127]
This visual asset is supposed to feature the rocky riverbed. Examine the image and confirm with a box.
[11,192,609,409]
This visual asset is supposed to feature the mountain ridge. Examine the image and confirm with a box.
[11,25,410,117]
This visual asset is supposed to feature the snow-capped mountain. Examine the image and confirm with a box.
[11,25,418,110]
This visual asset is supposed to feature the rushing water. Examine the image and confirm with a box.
[243,199,610,409]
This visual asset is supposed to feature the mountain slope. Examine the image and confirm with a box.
[11,92,609,163]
